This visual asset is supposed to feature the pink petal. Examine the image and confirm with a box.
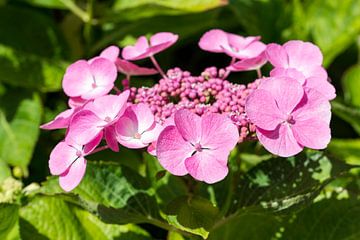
[81,84,114,100]
[304,76,336,100]
[104,126,119,152]
[200,113,239,151]
[66,110,104,145]
[284,40,323,69]
[198,29,229,53]
[49,141,78,175]
[157,126,194,176]
[228,52,267,71]
[122,36,151,60]
[245,89,284,130]
[100,45,120,63]
[227,35,260,50]
[85,91,129,122]
[89,58,117,87]
[83,131,103,154]
[292,88,331,124]
[149,32,178,55]
[115,59,158,76]
[270,67,306,85]
[116,137,148,149]
[256,124,303,157]
[224,41,266,59]
[185,150,229,184]
[62,60,93,97]
[292,118,331,150]
[59,157,87,192]
[115,108,138,137]
[68,97,88,109]
[258,77,304,114]
[147,141,157,156]
[174,109,202,144]
[132,103,155,133]
[266,43,289,68]
[141,122,163,144]
[41,108,75,130]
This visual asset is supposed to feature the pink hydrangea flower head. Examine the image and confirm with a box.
[266,40,336,100]
[156,109,239,184]
[227,52,267,72]
[68,96,88,109]
[49,132,103,192]
[115,58,158,76]
[147,115,175,156]
[199,29,266,59]
[245,77,331,157]
[66,91,129,146]
[115,103,162,148]
[62,58,117,100]
[122,32,179,61]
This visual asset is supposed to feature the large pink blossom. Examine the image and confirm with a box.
[199,29,266,60]
[266,40,336,100]
[245,77,331,157]
[115,103,162,149]
[156,109,239,184]
[49,132,103,191]
[62,58,117,100]
[66,91,129,146]
[122,32,178,61]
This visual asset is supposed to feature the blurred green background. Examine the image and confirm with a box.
[1,0,360,239]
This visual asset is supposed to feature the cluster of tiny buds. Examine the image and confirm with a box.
[129,67,259,143]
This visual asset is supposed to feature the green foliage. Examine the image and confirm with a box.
[343,65,360,107]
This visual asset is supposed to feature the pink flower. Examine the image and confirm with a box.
[49,132,103,192]
[122,32,178,60]
[40,108,77,130]
[266,41,336,100]
[245,77,331,157]
[227,52,267,72]
[115,103,162,149]
[147,115,175,156]
[156,109,239,184]
[66,91,129,147]
[115,58,158,76]
[199,29,266,59]
[62,58,117,100]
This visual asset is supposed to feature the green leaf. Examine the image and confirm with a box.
[17,0,67,9]
[229,0,291,42]
[287,0,360,66]
[282,199,360,239]
[208,208,282,240]
[0,44,67,92]
[342,65,360,107]
[109,0,228,22]
[0,203,20,240]
[328,139,360,165]
[0,93,42,175]
[20,195,151,239]
[0,6,65,58]
[164,196,220,239]
[331,101,360,135]
[0,161,11,183]
[229,151,352,213]
[41,162,163,225]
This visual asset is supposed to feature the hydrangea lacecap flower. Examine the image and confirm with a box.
[42,29,335,191]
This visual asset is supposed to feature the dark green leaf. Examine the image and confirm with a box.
[342,65,360,107]
[282,199,360,239]
[0,93,42,175]
[164,196,220,239]
[331,101,360,135]
[0,203,20,240]
[230,151,352,213]
[17,0,67,9]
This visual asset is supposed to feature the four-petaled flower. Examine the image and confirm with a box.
[156,109,239,183]
[246,77,331,157]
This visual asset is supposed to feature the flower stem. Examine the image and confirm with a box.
[256,68,262,78]
[113,86,121,94]
[222,57,236,79]
[150,55,167,79]
[60,0,89,22]
[83,0,94,54]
